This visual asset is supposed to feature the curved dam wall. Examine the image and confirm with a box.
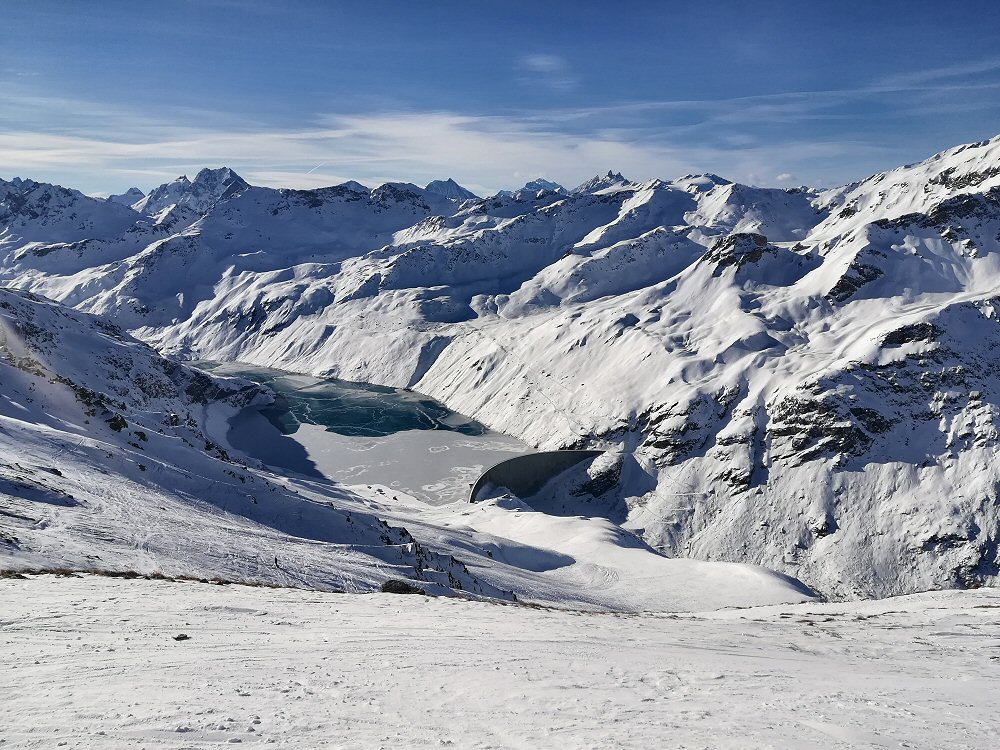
[470,450,604,503]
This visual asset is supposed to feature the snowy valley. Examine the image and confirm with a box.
[4,123,1000,750]
[4,134,1000,604]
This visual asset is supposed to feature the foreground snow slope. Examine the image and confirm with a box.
[0,287,810,610]
[1,574,997,749]
[3,134,1000,598]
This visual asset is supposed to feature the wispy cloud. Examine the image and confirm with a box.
[0,108,877,195]
[2,65,999,196]
[876,56,1000,88]
[517,54,578,92]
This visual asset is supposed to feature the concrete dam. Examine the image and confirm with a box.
[469,450,604,503]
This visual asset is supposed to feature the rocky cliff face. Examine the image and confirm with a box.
[3,135,1000,598]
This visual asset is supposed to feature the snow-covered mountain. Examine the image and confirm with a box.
[0,177,141,247]
[573,170,632,193]
[106,187,145,206]
[425,178,479,201]
[132,167,249,216]
[523,177,566,194]
[496,178,568,199]
[3,133,1000,600]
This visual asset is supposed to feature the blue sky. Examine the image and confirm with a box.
[4,0,1000,195]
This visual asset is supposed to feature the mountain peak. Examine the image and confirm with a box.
[191,167,249,190]
[106,187,145,207]
[134,167,249,216]
[672,173,734,193]
[425,178,479,201]
[336,180,370,194]
[522,178,566,195]
[573,171,630,193]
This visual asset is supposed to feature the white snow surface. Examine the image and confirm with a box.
[3,134,1000,599]
[1,574,998,749]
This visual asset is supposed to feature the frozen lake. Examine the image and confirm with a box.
[200,362,529,505]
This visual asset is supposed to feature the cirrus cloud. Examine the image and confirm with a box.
[517,54,578,92]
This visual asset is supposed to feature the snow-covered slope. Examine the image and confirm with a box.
[3,134,1000,600]
[0,287,505,597]
[3,574,996,749]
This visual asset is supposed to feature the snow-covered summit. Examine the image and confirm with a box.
[336,179,371,194]
[133,167,250,216]
[573,170,631,193]
[106,187,145,206]
[424,178,479,201]
[522,177,567,194]
[672,173,733,193]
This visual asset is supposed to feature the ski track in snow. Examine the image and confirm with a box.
[1,575,998,749]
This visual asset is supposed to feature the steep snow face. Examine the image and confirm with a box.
[3,134,1000,599]
[811,134,1000,239]
[425,178,479,201]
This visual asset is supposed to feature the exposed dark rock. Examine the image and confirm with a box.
[827,263,883,304]
[703,233,769,274]
[881,323,941,348]
[849,407,894,434]
[380,579,426,595]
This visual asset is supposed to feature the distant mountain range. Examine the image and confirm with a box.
[3,133,1000,598]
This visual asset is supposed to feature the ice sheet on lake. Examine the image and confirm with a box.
[215,363,529,504]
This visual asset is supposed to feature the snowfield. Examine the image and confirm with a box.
[1,574,998,749]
